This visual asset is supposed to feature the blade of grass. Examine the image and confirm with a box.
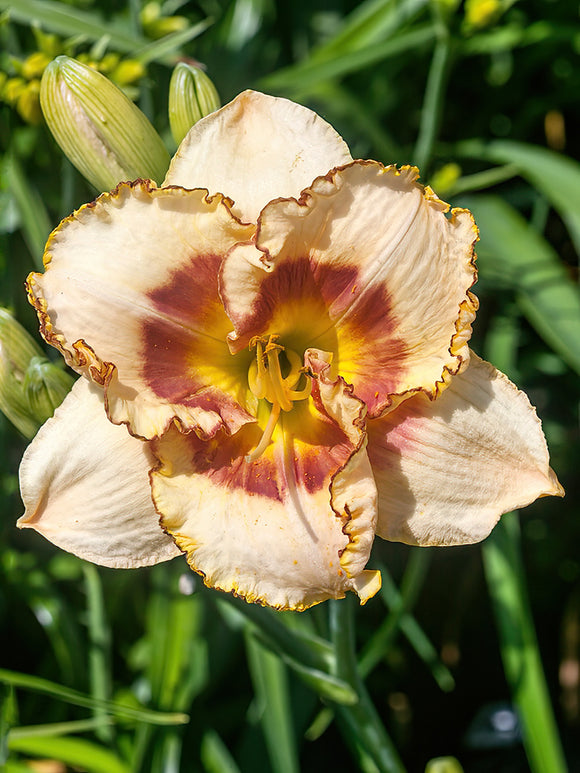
[482,516,567,773]
[9,718,113,738]
[309,0,428,60]
[200,729,241,773]
[134,566,209,773]
[3,154,51,270]
[215,595,332,672]
[0,684,17,765]
[0,669,188,725]
[133,17,214,64]
[217,596,356,704]
[456,139,580,256]
[260,26,434,95]
[245,632,300,773]
[359,548,431,675]
[368,562,455,692]
[482,314,567,773]
[83,565,113,744]
[7,735,130,773]
[0,0,146,52]
[413,6,452,173]
[446,164,518,196]
[0,0,213,65]
[460,194,580,376]
[329,598,406,773]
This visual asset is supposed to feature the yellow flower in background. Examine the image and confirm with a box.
[18,91,563,610]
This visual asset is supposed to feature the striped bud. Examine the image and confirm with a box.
[40,56,170,191]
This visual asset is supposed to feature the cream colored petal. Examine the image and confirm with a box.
[18,378,181,567]
[368,354,563,546]
[151,351,379,611]
[29,182,255,440]
[225,162,478,417]
[164,90,353,223]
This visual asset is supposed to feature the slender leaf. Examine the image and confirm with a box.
[245,633,300,773]
[482,316,567,773]
[482,516,567,773]
[329,599,406,773]
[274,654,357,706]
[133,17,214,65]
[0,0,146,52]
[2,154,51,269]
[0,669,189,725]
[0,0,212,65]
[216,596,332,672]
[414,33,452,172]
[457,139,580,255]
[367,564,455,692]
[260,26,434,94]
[461,194,580,375]
[8,734,130,773]
[83,565,113,743]
[201,729,241,773]
[9,718,113,738]
[311,0,428,59]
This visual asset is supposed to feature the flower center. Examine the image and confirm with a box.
[245,334,312,462]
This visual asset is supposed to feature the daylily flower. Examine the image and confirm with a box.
[18,91,563,611]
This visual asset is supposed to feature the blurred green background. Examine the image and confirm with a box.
[1,1,579,771]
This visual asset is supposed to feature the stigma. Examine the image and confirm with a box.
[245,335,312,462]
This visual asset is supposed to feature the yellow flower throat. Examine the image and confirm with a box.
[245,335,312,462]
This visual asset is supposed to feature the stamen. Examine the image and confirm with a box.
[287,378,312,401]
[266,347,293,412]
[245,402,281,463]
[246,334,313,461]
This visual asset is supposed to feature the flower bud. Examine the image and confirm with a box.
[0,308,74,438]
[169,62,220,146]
[17,80,43,125]
[24,356,75,426]
[464,0,502,29]
[40,56,170,191]
[22,51,51,81]
[141,1,188,40]
[430,163,461,196]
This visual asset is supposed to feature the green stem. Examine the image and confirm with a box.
[413,25,452,173]
[359,548,431,675]
[449,164,519,195]
[83,565,113,744]
[245,632,300,773]
[329,598,406,773]
[483,316,567,773]
[482,517,567,773]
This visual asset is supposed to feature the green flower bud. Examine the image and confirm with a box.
[3,77,26,105]
[0,308,74,438]
[111,59,146,87]
[430,163,461,196]
[464,0,502,29]
[169,62,220,146]
[141,1,188,39]
[22,51,51,81]
[40,56,170,192]
[17,80,43,125]
[24,356,75,426]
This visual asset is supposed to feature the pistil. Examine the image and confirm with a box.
[245,335,312,462]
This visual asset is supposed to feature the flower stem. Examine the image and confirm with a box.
[482,516,567,773]
[413,17,452,173]
[82,564,113,744]
[328,597,406,773]
[484,313,567,773]
[359,549,431,676]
